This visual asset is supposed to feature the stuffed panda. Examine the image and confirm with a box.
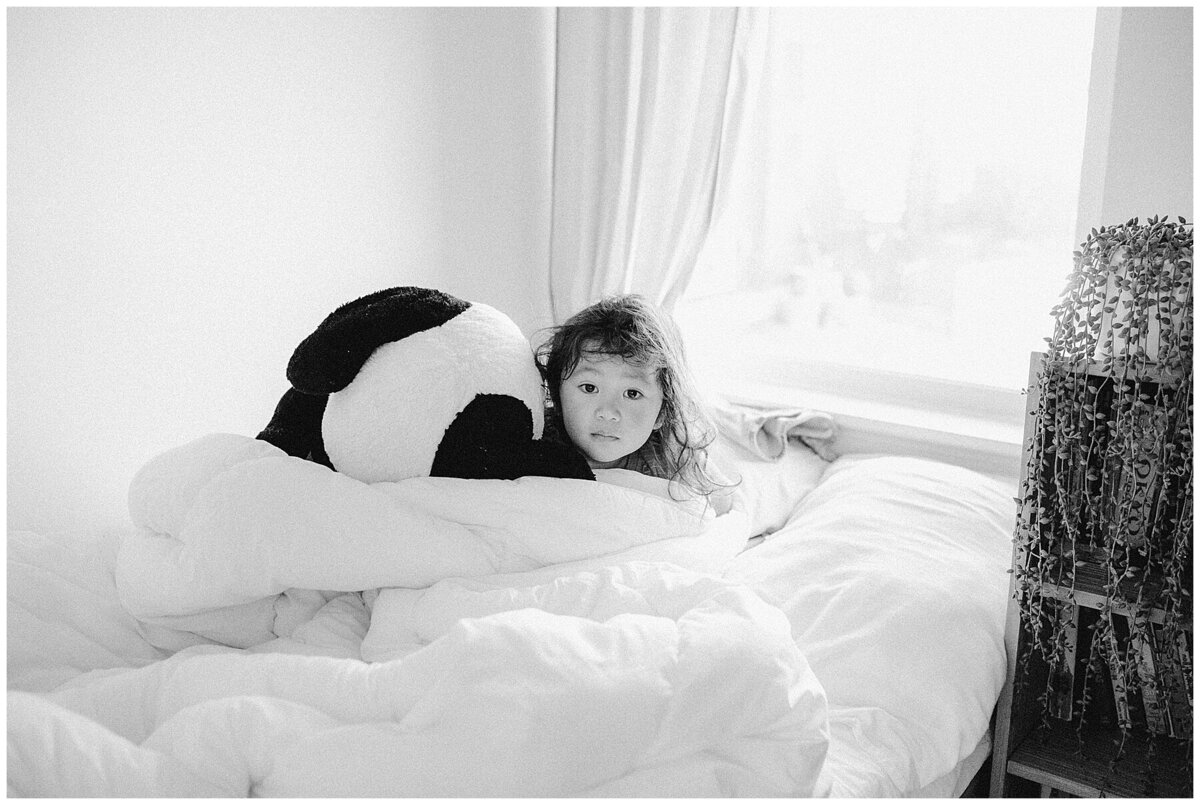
[257,286,594,483]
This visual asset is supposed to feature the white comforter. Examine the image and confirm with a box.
[8,436,1014,798]
[115,433,747,649]
[10,559,828,797]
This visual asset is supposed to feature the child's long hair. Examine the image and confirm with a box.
[535,294,725,501]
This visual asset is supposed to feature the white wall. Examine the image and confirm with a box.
[1076,6,1193,241]
[8,7,555,534]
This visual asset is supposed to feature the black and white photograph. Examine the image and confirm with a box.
[8,5,1192,798]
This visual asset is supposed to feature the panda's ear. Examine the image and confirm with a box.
[287,286,471,394]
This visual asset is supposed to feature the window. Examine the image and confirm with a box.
[677,8,1097,435]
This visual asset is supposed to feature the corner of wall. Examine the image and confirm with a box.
[1077,6,1193,240]
[1074,8,1121,244]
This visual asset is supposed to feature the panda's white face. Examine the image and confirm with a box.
[321,304,544,483]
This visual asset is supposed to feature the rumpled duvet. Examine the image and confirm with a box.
[8,436,1014,798]
[10,560,828,797]
[9,433,831,797]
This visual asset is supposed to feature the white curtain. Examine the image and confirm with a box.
[548,7,768,322]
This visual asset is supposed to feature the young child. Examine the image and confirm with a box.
[535,294,732,514]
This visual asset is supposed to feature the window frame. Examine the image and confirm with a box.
[678,8,1123,486]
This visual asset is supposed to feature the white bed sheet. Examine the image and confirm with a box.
[920,733,991,798]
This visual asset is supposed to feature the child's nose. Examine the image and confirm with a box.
[595,401,620,421]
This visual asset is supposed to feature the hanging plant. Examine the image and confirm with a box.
[1013,216,1192,777]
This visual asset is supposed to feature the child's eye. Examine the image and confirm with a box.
[578,383,597,394]
[624,389,644,400]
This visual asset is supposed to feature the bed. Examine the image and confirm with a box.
[7,404,1014,797]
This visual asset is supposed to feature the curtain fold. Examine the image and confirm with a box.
[548,7,767,323]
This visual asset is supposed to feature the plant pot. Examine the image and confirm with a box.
[1090,246,1190,365]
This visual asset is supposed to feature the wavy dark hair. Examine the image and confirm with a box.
[535,294,727,502]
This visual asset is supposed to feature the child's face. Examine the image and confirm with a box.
[558,351,664,469]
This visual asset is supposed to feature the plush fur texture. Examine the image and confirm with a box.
[288,287,470,395]
[258,287,593,483]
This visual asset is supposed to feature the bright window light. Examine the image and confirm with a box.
[679,7,1096,397]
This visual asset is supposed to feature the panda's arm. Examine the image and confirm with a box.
[257,388,333,468]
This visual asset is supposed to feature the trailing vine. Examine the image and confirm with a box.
[1013,216,1193,779]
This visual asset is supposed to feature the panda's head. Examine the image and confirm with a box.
[258,287,592,483]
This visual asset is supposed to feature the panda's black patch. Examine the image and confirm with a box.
[287,287,470,395]
[432,394,595,481]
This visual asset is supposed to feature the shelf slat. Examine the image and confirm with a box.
[1040,356,1184,385]
[1007,719,1193,797]
[1037,549,1192,629]
[1040,580,1191,628]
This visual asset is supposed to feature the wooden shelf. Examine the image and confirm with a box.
[1007,718,1192,797]
[990,352,1194,798]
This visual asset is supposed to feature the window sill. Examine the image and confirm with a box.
[706,376,1024,489]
